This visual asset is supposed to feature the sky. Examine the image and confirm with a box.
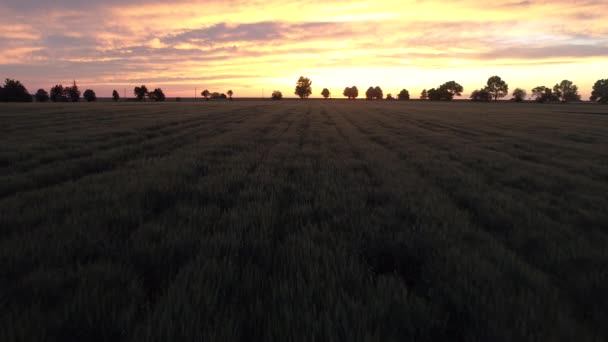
[1,0,607,99]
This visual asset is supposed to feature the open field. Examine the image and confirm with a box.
[1,101,608,341]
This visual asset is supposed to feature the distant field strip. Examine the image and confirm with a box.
[1,101,607,342]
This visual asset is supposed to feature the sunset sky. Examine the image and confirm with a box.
[1,0,607,99]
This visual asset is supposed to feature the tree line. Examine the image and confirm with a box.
[1,76,608,103]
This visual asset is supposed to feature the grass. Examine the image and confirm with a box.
[1,100,607,341]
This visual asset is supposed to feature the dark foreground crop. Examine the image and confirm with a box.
[1,101,607,341]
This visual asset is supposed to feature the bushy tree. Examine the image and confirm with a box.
[201,89,210,101]
[531,86,559,103]
[35,89,49,102]
[365,86,383,100]
[295,76,312,99]
[227,90,233,100]
[386,94,394,100]
[271,90,283,100]
[553,80,580,102]
[0,79,32,102]
[590,79,608,103]
[321,88,330,99]
[50,85,67,102]
[343,86,358,100]
[112,90,120,102]
[420,89,428,100]
[134,85,148,101]
[65,81,81,102]
[512,88,527,102]
[148,88,165,102]
[485,75,508,101]
[83,89,96,102]
[470,89,492,102]
[398,89,410,100]
[439,81,463,100]
[426,81,462,101]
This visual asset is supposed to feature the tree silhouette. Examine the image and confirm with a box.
[35,89,49,102]
[50,85,67,102]
[439,81,463,100]
[148,88,166,102]
[65,81,81,102]
[470,89,491,102]
[365,86,383,100]
[420,89,428,100]
[0,79,32,102]
[134,85,148,101]
[365,87,374,100]
[83,89,97,102]
[271,90,283,100]
[398,89,410,100]
[201,89,210,101]
[590,79,608,103]
[295,76,312,99]
[553,80,580,102]
[512,88,527,102]
[227,90,233,100]
[485,76,508,101]
[374,86,383,100]
[531,86,559,103]
[386,94,394,100]
[112,90,120,102]
[321,88,330,99]
[343,86,358,100]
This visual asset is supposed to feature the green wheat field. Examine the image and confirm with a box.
[1,100,607,341]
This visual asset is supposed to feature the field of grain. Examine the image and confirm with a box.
[1,100,607,341]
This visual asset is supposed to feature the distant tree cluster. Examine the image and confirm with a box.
[365,86,383,100]
[427,81,463,101]
[134,85,165,102]
[531,80,580,103]
[200,89,232,101]
[470,76,508,102]
[0,79,32,102]
[343,86,359,100]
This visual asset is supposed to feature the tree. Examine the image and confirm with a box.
[271,90,283,100]
[50,85,67,102]
[35,89,49,102]
[321,88,330,99]
[134,85,148,101]
[374,86,383,100]
[148,88,165,102]
[343,86,358,100]
[295,76,312,99]
[227,90,233,100]
[398,89,410,100]
[470,89,492,102]
[365,86,375,100]
[485,75,508,101]
[512,88,527,102]
[531,85,558,103]
[553,80,580,102]
[201,89,210,101]
[65,80,81,102]
[590,79,608,104]
[112,90,120,102]
[386,94,394,100]
[83,89,96,102]
[439,81,463,100]
[0,79,32,102]
[420,89,428,100]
